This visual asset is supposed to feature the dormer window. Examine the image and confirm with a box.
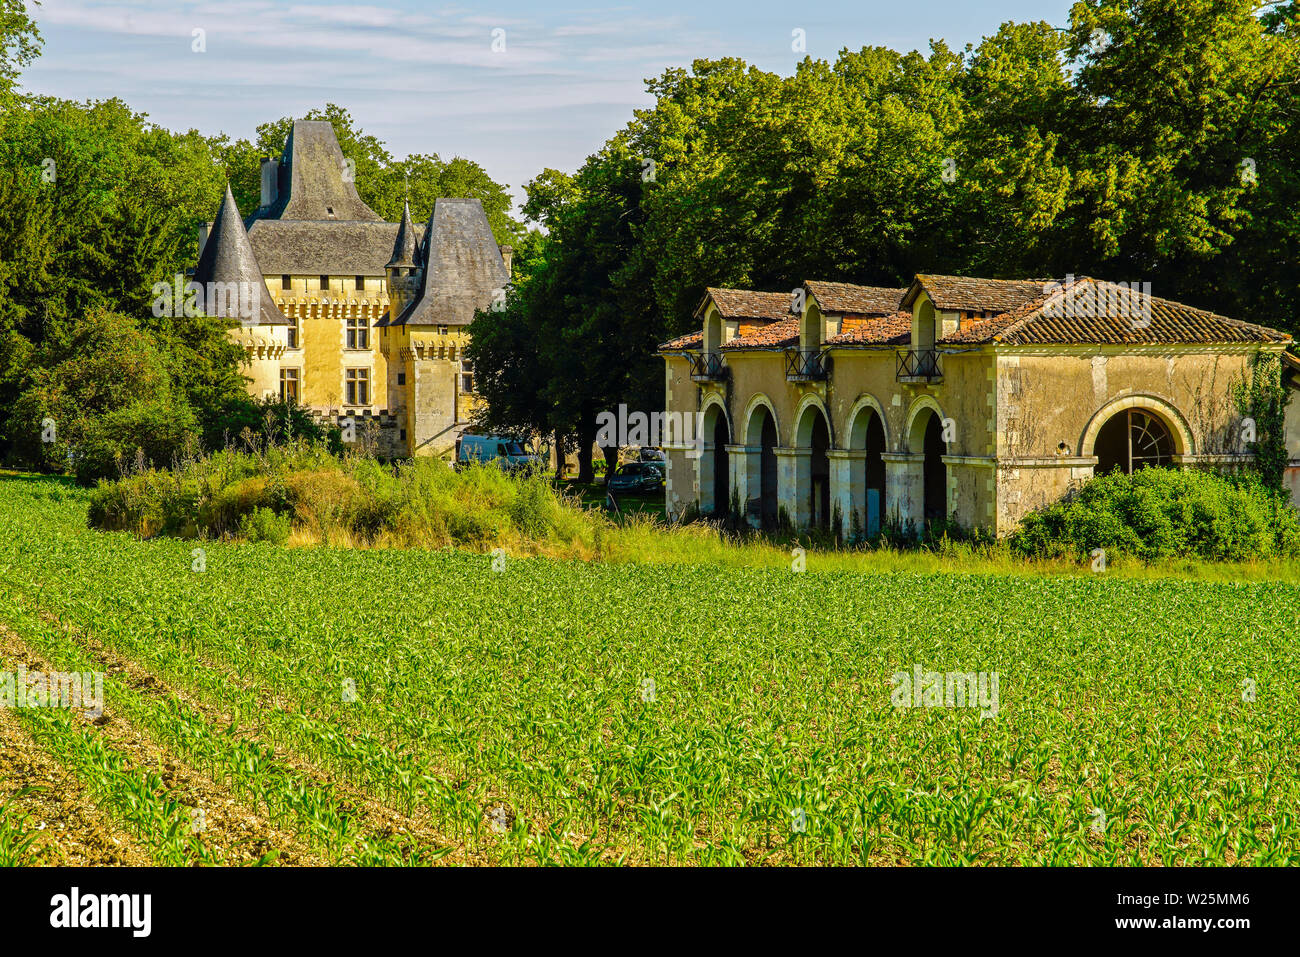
[326,206,336,218]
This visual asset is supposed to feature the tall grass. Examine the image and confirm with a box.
[82,449,1300,583]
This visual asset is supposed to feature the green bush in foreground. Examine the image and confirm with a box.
[1011,467,1300,562]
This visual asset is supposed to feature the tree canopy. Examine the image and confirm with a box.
[470,0,1300,481]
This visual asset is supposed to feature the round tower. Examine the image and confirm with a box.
[386,200,421,319]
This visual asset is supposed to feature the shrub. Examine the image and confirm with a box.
[86,442,604,553]
[1011,467,1300,562]
[238,507,291,545]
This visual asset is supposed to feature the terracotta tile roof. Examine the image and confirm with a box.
[719,317,800,350]
[940,278,1291,346]
[805,281,906,315]
[698,287,793,321]
[823,312,913,347]
[904,274,1051,313]
[657,330,703,351]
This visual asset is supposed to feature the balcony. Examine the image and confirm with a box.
[896,349,942,383]
[785,349,830,381]
[690,351,727,382]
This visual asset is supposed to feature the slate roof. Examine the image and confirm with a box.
[940,278,1291,346]
[246,220,423,276]
[805,281,906,316]
[903,274,1050,312]
[255,120,383,223]
[719,318,800,350]
[697,287,793,321]
[387,200,419,268]
[382,198,509,327]
[823,312,913,347]
[192,185,288,326]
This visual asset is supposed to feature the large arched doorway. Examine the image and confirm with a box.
[1094,408,1175,474]
[745,404,779,529]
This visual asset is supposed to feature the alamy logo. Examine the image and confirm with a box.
[50,887,151,937]
[1041,274,1151,326]
[0,666,104,717]
[890,665,999,719]
[595,404,706,458]
[151,274,262,324]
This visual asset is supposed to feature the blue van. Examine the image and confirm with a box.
[456,435,540,472]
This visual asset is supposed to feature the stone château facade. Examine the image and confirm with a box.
[193,120,512,457]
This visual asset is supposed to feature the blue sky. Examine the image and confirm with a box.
[20,0,1074,215]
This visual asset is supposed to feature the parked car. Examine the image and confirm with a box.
[457,435,541,472]
[608,462,665,494]
[638,447,666,464]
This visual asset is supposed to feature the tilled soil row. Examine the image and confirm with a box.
[0,702,152,865]
[21,608,481,865]
[0,622,323,866]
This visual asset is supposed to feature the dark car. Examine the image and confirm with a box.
[609,462,664,494]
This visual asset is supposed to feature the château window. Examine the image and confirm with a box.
[319,275,330,291]
[281,274,291,290]
[345,368,370,406]
[346,314,369,350]
[397,372,406,385]
[286,317,300,349]
[279,368,300,403]
[460,358,475,394]
[355,275,364,291]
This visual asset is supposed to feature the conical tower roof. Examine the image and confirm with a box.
[193,185,288,326]
[387,200,418,268]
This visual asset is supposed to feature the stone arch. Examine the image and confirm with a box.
[700,391,731,438]
[845,393,889,536]
[741,393,779,529]
[793,394,833,529]
[1080,394,1194,459]
[743,393,780,447]
[846,393,890,450]
[793,392,834,448]
[904,395,946,454]
[699,393,731,515]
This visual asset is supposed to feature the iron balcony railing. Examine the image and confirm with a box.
[896,348,942,380]
[689,351,727,381]
[785,349,830,381]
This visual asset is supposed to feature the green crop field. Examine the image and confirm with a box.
[0,473,1296,866]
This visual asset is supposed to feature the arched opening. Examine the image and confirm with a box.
[923,413,946,522]
[1094,408,1175,474]
[699,402,730,514]
[908,406,947,526]
[796,403,832,529]
[745,404,779,529]
[917,299,936,351]
[810,414,830,528]
[848,403,887,536]
[863,413,886,533]
[712,412,730,514]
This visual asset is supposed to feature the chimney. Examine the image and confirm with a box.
[499,244,513,275]
[260,157,279,208]
[197,222,210,257]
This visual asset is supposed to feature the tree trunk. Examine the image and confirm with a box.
[601,445,619,486]
[576,422,595,483]
[553,428,566,482]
